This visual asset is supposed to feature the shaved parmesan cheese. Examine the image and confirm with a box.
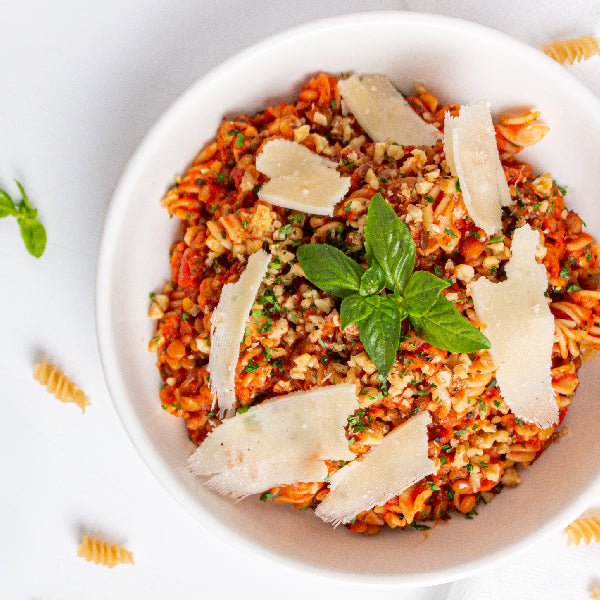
[207,249,271,418]
[315,411,434,526]
[188,383,359,499]
[205,459,327,500]
[256,139,350,216]
[470,224,557,428]
[337,74,440,146]
[256,138,338,174]
[443,100,512,235]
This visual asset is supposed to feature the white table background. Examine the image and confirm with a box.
[2,1,600,598]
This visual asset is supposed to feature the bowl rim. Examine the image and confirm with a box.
[95,10,600,587]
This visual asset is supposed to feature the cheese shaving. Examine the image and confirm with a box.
[205,460,327,500]
[256,139,350,216]
[470,224,558,428]
[315,411,434,526]
[207,249,271,418]
[188,383,359,499]
[443,100,512,235]
[337,74,441,146]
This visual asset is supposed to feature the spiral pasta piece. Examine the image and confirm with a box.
[77,535,134,568]
[565,516,600,545]
[33,358,90,413]
[542,36,600,65]
[590,588,600,600]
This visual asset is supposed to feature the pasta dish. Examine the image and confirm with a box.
[148,73,599,534]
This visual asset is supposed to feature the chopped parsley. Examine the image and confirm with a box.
[260,491,275,501]
[244,359,260,373]
[410,522,431,531]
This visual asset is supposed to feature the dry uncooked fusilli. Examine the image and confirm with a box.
[33,357,90,413]
[542,35,600,64]
[77,534,134,568]
[590,587,600,600]
[565,516,600,545]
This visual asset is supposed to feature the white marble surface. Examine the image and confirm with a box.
[1,1,599,598]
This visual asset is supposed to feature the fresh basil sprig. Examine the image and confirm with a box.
[0,181,47,258]
[296,192,490,377]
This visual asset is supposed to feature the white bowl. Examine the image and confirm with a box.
[96,11,600,586]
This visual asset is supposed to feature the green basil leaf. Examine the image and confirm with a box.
[296,243,365,297]
[404,270,451,317]
[357,295,402,377]
[359,262,386,296]
[364,192,415,292]
[409,294,490,353]
[0,190,16,218]
[340,293,373,330]
[18,217,47,258]
[15,180,32,212]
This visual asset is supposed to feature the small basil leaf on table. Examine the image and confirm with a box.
[340,293,374,330]
[0,190,17,218]
[356,295,402,377]
[15,180,32,212]
[359,262,386,296]
[18,216,47,258]
[296,243,365,297]
[409,294,490,353]
[364,192,415,292]
[0,181,47,258]
[404,270,451,317]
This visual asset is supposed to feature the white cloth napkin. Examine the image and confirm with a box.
[565,60,600,100]
[447,515,600,599]
[404,1,600,98]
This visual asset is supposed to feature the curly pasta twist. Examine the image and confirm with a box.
[542,36,600,64]
[77,535,134,568]
[565,516,600,545]
[33,358,90,413]
[590,587,600,600]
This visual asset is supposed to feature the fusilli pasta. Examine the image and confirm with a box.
[33,358,90,413]
[77,534,134,568]
[565,516,600,545]
[542,35,600,64]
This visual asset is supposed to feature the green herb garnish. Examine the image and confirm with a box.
[555,181,568,196]
[464,508,478,520]
[0,181,47,257]
[260,491,274,501]
[296,193,489,377]
[410,522,431,531]
[244,359,260,373]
